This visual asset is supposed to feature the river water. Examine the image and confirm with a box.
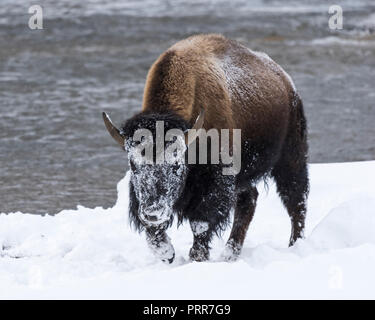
[1,0,374,214]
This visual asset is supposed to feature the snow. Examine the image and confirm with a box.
[1,161,375,299]
[190,221,209,235]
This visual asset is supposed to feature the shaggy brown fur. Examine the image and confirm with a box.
[143,34,293,141]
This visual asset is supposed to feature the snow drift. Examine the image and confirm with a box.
[1,161,375,299]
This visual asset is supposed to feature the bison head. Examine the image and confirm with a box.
[103,110,204,229]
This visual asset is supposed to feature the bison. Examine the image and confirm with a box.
[103,34,309,263]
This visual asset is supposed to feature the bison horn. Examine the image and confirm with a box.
[185,108,205,146]
[102,112,125,148]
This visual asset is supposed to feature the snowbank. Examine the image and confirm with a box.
[1,161,375,299]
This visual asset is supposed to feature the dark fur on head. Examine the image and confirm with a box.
[122,111,236,237]
[120,111,190,141]
[122,111,189,232]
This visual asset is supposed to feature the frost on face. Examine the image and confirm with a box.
[165,130,186,159]
[126,136,188,227]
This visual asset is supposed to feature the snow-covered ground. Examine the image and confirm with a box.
[1,161,375,299]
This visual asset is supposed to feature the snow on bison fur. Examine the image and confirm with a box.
[103,34,309,263]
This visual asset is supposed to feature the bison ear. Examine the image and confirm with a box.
[185,108,205,146]
[102,112,126,148]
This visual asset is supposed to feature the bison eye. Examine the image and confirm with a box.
[130,160,136,171]
[172,164,180,175]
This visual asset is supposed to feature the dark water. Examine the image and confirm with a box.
[1,0,374,214]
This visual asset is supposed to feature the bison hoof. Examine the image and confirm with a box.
[221,240,241,262]
[189,246,209,262]
[147,233,175,264]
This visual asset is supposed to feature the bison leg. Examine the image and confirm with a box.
[222,186,258,261]
[189,220,212,262]
[145,226,175,264]
[183,164,235,262]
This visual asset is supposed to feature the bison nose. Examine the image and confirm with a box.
[143,214,158,222]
